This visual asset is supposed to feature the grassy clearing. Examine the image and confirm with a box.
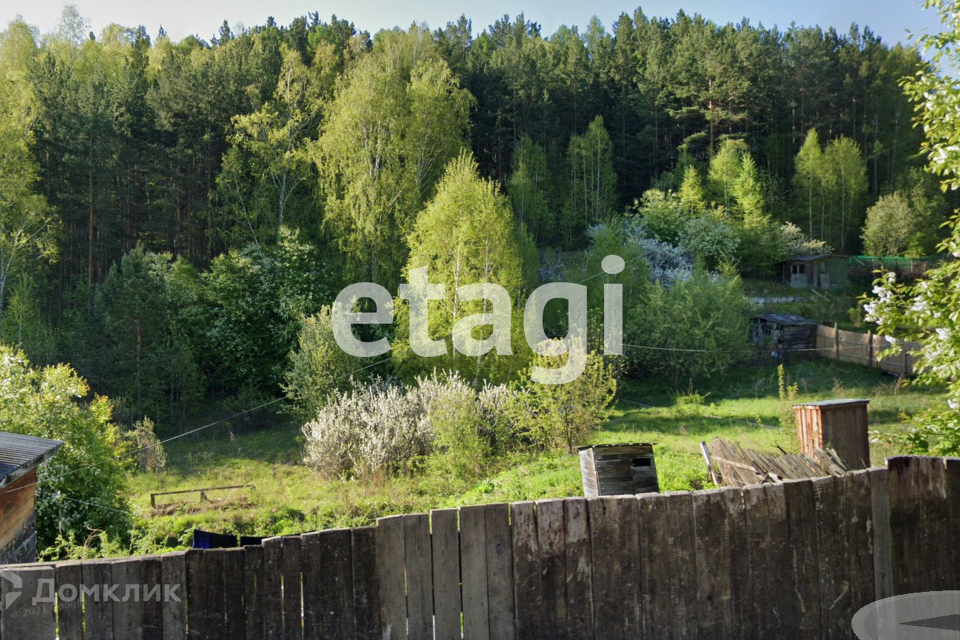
[125,359,944,553]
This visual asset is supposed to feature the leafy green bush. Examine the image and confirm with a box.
[0,348,132,556]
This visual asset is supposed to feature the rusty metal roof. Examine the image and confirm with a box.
[0,432,63,490]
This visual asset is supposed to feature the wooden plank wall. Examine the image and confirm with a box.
[814,325,921,376]
[1,456,958,639]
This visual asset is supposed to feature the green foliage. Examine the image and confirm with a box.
[283,306,369,419]
[397,152,528,383]
[561,116,618,246]
[199,229,334,393]
[626,268,754,387]
[509,349,618,453]
[131,417,167,473]
[507,135,553,244]
[777,365,799,429]
[863,170,949,257]
[823,136,869,253]
[0,347,131,555]
[313,26,472,288]
[865,0,960,456]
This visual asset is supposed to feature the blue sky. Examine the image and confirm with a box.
[0,0,940,46]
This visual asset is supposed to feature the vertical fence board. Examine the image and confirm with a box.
[868,469,893,601]
[692,489,738,640]
[262,537,284,640]
[83,560,115,640]
[747,485,793,639]
[140,557,163,640]
[616,497,641,638]
[535,500,567,640]
[844,471,877,616]
[812,475,849,638]
[243,545,264,640]
[588,498,622,640]
[376,516,406,640]
[352,526,381,640]
[780,480,821,640]
[55,562,84,640]
[281,537,303,640]
[160,552,187,640]
[639,492,696,640]
[301,532,322,640]
[113,558,143,640]
[563,498,593,639]
[484,503,516,640]
[512,501,543,640]
[320,529,355,640]
[431,509,461,640]
[460,505,489,640]
[187,548,225,640]
[403,514,433,640]
[946,458,960,590]
[222,549,246,639]
[0,565,56,640]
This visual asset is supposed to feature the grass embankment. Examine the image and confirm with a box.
[126,360,943,553]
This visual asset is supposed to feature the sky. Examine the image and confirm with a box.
[0,0,942,47]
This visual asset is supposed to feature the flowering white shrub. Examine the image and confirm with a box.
[302,373,517,479]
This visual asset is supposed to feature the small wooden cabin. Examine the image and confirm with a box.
[794,399,870,470]
[750,313,817,354]
[579,443,659,497]
[783,254,848,289]
[0,433,62,566]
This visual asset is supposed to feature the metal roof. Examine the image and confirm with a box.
[754,313,817,326]
[793,399,870,408]
[786,253,834,263]
[0,432,63,490]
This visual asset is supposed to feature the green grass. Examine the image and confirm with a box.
[124,360,945,554]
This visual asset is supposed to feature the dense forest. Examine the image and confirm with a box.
[0,6,947,433]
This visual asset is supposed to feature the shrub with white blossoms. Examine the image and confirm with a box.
[302,373,517,479]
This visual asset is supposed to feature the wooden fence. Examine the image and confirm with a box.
[815,325,922,376]
[2,456,959,639]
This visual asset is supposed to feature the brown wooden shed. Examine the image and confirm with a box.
[579,443,659,497]
[794,399,870,470]
[0,433,62,566]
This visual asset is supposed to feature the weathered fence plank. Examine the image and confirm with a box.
[404,514,433,640]
[484,503,516,640]
[431,509,461,640]
[262,537,284,640]
[187,548,225,639]
[352,526,380,640]
[0,565,56,640]
[460,505,490,640]
[376,515,406,640]
[692,489,739,640]
[946,458,960,590]
[113,558,143,640]
[780,480,821,640]
[812,475,850,638]
[160,551,187,640]
[55,561,84,640]
[243,545,264,640]
[745,484,792,639]
[868,468,893,601]
[83,559,115,640]
[616,497,641,638]
[281,536,302,640]
[588,497,623,640]
[319,529,355,639]
[844,470,877,615]
[535,500,566,640]
[563,498,593,639]
[301,530,323,640]
[639,492,697,640]
[512,501,543,640]
[140,556,163,640]
[222,548,246,638]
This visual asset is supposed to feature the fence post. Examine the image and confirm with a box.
[834,327,840,362]
[867,331,874,368]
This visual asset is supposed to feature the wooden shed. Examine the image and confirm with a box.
[750,313,817,354]
[782,254,848,289]
[579,443,659,497]
[0,432,62,566]
[794,399,870,470]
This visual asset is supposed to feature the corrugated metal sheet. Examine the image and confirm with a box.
[0,432,63,489]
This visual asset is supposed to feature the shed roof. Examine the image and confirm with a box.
[786,253,834,263]
[0,432,63,490]
[754,313,817,326]
[793,399,870,408]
